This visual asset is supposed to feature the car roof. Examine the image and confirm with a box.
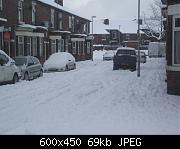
[117,47,135,50]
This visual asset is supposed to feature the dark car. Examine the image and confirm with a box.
[113,47,137,71]
[14,56,43,80]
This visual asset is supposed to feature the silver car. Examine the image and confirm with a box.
[14,56,43,81]
[0,50,20,85]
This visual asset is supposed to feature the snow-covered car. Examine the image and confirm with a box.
[136,51,147,63]
[43,52,76,72]
[103,50,116,61]
[14,56,43,81]
[0,50,20,85]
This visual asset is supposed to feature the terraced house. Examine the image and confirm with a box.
[165,0,180,95]
[0,0,93,63]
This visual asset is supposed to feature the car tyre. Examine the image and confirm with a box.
[113,64,118,70]
[74,63,76,70]
[39,69,43,77]
[12,73,19,84]
[24,72,29,81]
[65,65,68,71]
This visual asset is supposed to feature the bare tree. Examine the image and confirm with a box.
[141,0,165,41]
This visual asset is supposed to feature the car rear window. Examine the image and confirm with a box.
[15,57,27,66]
[117,50,136,55]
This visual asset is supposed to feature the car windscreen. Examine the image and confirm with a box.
[117,50,136,55]
[15,58,27,66]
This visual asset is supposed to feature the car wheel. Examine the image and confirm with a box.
[130,67,136,72]
[12,74,19,84]
[74,63,76,70]
[65,65,68,71]
[113,64,118,70]
[24,72,29,81]
[39,69,43,77]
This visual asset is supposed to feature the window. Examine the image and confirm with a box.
[72,41,76,54]
[51,9,55,28]
[39,38,43,57]
[32,1,36,24]
[58,12,63,30]
[69,16,72,29]
[173,16,180,65]
[87,42,91,54]
[72,16,75,32]
[51,40,56,54]
[57,39,64,52]
[0,0,3,10]
[0,53,9,64]
[112,32,117,39]
[32,37,37,56]
[26,37,31,56]
[18,36,24,56]
[18,0,23,23]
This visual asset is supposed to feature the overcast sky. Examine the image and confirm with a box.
[63,0,155,33]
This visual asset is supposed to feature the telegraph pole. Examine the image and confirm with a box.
[137,0,141,77]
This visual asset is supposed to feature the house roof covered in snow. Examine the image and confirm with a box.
[38,0,90,21]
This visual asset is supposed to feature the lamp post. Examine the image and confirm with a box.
[119,25,121,46]
[91,16,96,34]
[91,16,96,61]
[137,0,141,77]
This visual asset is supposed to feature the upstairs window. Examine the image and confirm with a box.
[112,32,117,39]
[51,9,55,28]
[173,16,180,65]
[18,0,24,23]
[32,1,36,24]
[58,12,63,30]
[69,16,72,29]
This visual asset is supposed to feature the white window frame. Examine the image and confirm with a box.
[51,9,55,28]
[69,16,72,29]
[58,12,63,30]
[72,41,76,54]
[18,36,24,56]
[32,1,36,24]
[173,15,180,66]
[39,38,43,57]
[51,39,56,54]
[18,0,24,23]
[26,37,31,56]
[87,42,91,54]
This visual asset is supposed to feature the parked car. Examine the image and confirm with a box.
[136,51,147,63]
[148,42,166,58]
[103,50,116,60]
[113,47,137,71]
[14,56,43,81]
[43,52,76,72]
[0,50,20,85]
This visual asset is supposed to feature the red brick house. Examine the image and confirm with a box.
[166,0,180,95]
[0,0,92,62]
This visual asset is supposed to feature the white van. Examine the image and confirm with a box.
[148,42,166,58]
[0,50,20,85]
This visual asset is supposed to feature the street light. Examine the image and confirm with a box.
[91,16,96,34]
[119,25,121,46]
[137,0,141,77]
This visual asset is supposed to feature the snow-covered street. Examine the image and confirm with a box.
[0,52,179,134]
